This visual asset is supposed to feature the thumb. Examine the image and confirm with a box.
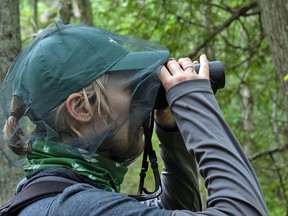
[199,54,209,79]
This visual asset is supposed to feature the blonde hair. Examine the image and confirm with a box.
[3,74,111,156]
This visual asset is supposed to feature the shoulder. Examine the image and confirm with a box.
[21,183,172,216]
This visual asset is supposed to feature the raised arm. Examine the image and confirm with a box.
[157,55,268,215]
[155,124,202,211]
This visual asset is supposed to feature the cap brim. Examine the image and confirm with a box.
[109,50,170,71]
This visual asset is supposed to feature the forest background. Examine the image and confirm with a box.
[0,0,287,215]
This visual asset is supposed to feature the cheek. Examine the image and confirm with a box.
[107,86,130,112]
[107,88,131,143]
[114,120,130,144]
[104,85,146,162]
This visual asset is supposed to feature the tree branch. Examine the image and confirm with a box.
[187,1,259,58]
[250,143,288,161]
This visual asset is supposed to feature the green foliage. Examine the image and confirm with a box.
[16,0,288,214]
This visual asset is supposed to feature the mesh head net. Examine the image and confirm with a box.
[0,20,170,167]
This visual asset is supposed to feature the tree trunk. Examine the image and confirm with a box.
[257,0,288,135]
[60,0,73,24]
[0,0,21,81]
[257,1,288,215]
[242,85,253,155]
[76,0,93,25]
[32,0,38,32]
[0,0,24,205]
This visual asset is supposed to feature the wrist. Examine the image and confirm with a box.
[154,108,178,130]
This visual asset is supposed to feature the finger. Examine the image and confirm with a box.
[178,57,197,74]
[166,59,182,75]
[159,65,170,81]
[183,65,195,73]
[199,54,209,79]
[159,66,172,90]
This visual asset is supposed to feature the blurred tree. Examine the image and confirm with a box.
[32,0,38,31]
[0,0,24,204]
[60,0,73,24]
[257,0,288,134]
[257,0,288,214]
[0,0,21,80]
[76,0,93,25]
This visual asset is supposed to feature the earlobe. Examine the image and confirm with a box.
[66,93,93,123]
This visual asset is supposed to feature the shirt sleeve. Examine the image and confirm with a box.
[154,125,202,211]
[163,79,268,216]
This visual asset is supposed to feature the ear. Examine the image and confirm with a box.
[66,93,93,123]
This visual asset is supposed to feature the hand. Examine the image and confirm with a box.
[154,107,177,130]
[159,54,209,91]
[155,55,210,129]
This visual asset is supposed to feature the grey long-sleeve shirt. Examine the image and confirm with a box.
[18,79,268,216]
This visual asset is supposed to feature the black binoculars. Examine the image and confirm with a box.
[154,61,225,109]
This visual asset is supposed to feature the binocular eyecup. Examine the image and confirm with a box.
[154,61,225,110]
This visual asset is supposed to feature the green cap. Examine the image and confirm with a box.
[12,20,169,118]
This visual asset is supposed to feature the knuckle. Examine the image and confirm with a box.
[179,57,191,64]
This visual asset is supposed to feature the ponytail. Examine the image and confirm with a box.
[3,96,28,155]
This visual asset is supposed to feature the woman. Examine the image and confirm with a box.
[0,20,268,215]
